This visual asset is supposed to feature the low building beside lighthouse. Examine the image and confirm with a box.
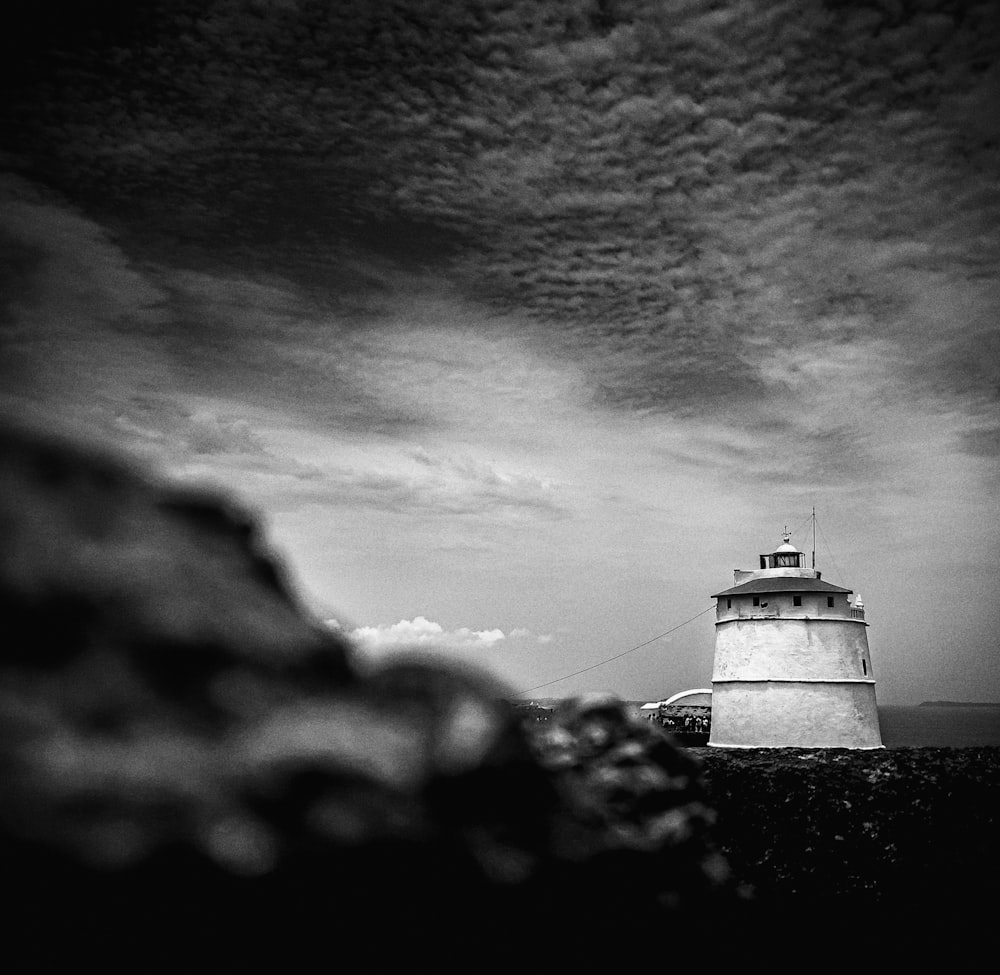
[708,532,883,749]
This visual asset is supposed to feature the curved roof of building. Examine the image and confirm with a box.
[663,688,712,706]
[712,576,853,598]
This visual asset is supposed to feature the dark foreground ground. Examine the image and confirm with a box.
[7,734,994,971]
[2,420,996,971]
[691,745,1000,958]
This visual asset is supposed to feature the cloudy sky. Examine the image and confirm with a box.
[2,0,998,705]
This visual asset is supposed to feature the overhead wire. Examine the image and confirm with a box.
[516,604,716,696]
[788,512,813,541]
[815,516,847,586]
[518,513,845,698]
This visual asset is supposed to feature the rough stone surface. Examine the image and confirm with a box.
[695,745,1000,960]
[0,421,734,971]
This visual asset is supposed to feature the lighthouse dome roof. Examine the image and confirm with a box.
[774,541,799,553]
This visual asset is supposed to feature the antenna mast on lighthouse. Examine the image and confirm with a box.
[812,506,816,569]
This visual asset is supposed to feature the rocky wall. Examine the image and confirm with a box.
[695,744,1000,958]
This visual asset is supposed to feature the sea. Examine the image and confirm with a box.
[618,702,1000,747]
[877,704,1000,747]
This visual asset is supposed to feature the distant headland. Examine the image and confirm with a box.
[918,700,1000,708]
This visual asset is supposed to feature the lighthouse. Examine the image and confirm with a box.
[708,530,883,748]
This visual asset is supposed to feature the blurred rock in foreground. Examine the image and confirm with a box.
[0,420,735,972]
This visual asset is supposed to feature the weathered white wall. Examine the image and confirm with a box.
[709,680,883,748]
[716,591,853,620]
[712,616,873,681]
[709,590,882,747]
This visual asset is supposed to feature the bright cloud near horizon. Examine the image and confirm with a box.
[328,615,554,678]
[1,0,998,705]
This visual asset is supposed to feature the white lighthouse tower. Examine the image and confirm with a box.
[708,530,883,748]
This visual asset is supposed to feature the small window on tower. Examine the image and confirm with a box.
[727,599,732,609]
[827,597,834,608]
[862,659,868,675]
[752,596,760,607]
[793,595,802,607]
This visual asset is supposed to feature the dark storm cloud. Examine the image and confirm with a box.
[2,0,998,428]
[0,181,430,449]
[0,177,576,528]
[3,2,998,706]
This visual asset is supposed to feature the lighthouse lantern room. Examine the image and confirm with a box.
[708,530,883,749]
